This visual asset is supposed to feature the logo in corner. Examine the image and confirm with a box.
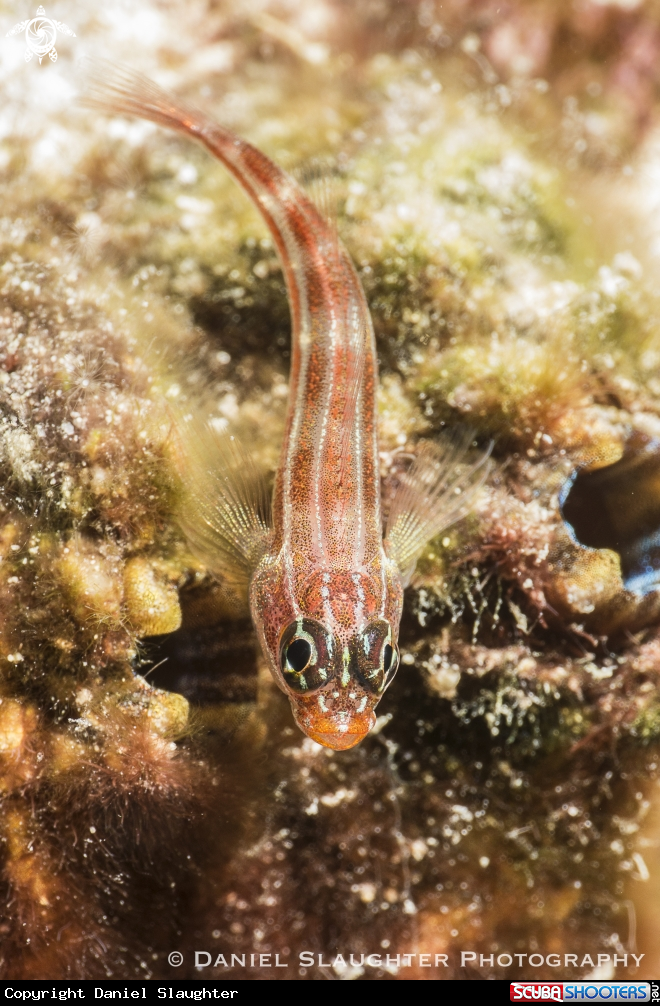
[6,5,76,64]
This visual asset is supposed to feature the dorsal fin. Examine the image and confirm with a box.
[293,157,342,259]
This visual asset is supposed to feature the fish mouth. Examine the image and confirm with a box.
[291,704,376,751]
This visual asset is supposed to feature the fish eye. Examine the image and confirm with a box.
[355,621,399,694]
[284,637,312,673]
[279,618,334,694]
[383,642,399,687]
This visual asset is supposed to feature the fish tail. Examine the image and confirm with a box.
[78,58,320,325]
[80,58,206,138]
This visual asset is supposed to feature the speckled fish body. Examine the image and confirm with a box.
[194,110,405,749]
[86,67,490,751]
[244,172,405,751]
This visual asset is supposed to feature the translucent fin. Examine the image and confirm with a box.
[170,411,272,606]
[384,431,493,586]
[79,59,206,137]
[294,157,342,253]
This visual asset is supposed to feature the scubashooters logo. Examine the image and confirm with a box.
[510,985,651,1003]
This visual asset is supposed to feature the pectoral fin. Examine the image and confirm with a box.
[170,412,271,606]
[384,431,492,586]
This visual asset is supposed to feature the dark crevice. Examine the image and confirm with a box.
[561,432,660,595]
[139,616,258,708]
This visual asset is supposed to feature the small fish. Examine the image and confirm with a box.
[85,66,491,750]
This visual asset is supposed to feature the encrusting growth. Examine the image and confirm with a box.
[0,168,209,977]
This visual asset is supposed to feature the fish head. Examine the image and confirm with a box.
[250,560,404,750]
[276,615,400,750]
